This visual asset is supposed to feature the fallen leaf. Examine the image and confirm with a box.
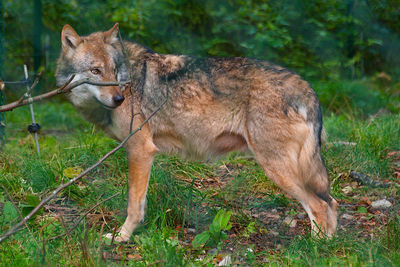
[63,166,84,178]
[359,197,372,205]
[387,151,400,158]
[365,221,376,226]
[218,255,232,266]
[342,185,353,194]
[127,253,142,260]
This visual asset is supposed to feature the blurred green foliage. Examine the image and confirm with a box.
[2,0,400,84]
[1,0,399,120]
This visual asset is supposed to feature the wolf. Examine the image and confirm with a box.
[56,24,338,242]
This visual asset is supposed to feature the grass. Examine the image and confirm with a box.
[0,79,399,266]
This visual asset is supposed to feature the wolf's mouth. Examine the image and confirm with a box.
[93,97,117,110]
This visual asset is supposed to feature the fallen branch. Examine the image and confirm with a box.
[0,76,130,112]
[48,192,120,241]
[328,141,357,146]
[349,170,389,188]
[0,92,167,243]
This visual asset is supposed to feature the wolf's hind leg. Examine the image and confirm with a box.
[248,123,337,236]
[252,150,336,236]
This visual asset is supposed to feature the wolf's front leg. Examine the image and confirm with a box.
[105,140,156,242]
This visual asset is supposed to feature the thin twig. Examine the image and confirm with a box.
[111,224,118,246]
[0,93,167,243]
[117,27,136,133]
[15,70,43,105]
[48,192,120,241]
[0,76,130,112]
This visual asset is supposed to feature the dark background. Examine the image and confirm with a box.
[2,1,400,80]
[0,0,400,106]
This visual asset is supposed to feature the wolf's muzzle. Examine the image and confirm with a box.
[113,95,125,106]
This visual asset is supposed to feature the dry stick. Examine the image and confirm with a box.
[110,224,119,246]
[0,77,130,112]
[0,94,167,243]
[0,184,41,249]
[15,70,43,106]
[0,75,75,112]
[48,192,121,241]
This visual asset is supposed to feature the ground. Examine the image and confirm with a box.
[0,79,399,266]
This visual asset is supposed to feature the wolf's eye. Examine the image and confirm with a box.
[91,69,101,75]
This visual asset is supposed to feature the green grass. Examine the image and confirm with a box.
[0,79,399,266]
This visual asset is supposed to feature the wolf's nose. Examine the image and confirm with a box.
[113,95,125,106]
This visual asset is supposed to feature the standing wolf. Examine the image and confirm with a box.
[56,24,338,241]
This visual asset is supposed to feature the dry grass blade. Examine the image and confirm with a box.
[48,192,120,241]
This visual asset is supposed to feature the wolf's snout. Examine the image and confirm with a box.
[113,95,125,106]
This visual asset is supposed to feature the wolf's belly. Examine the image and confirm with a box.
[152,131,249,160]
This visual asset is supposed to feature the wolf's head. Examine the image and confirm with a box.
[56,24,128,109]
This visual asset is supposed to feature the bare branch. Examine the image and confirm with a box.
[0,93,167,243]
[15,70,43,106]
[0,76,130,112]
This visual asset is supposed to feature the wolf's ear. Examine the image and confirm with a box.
[61,25,81,55]
[104,23,119,44]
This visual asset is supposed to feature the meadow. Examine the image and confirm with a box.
[0,78,399,266]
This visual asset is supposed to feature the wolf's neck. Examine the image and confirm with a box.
[123,41,154,60]
[72,98,112,129]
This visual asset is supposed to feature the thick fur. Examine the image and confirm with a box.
[56,24,338,241]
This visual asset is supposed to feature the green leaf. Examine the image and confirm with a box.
[246,222,256,234]
[211,210,232,232]
[209,222,217,234]
[220,210,232,230]
[25,194,40,206]
[357,206,368,214]
[211,210,223,232]
[63,166,83,179]
[21,194,42,218]
[192,231,210,248]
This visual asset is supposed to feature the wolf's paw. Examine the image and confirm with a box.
[103,232,130,243]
